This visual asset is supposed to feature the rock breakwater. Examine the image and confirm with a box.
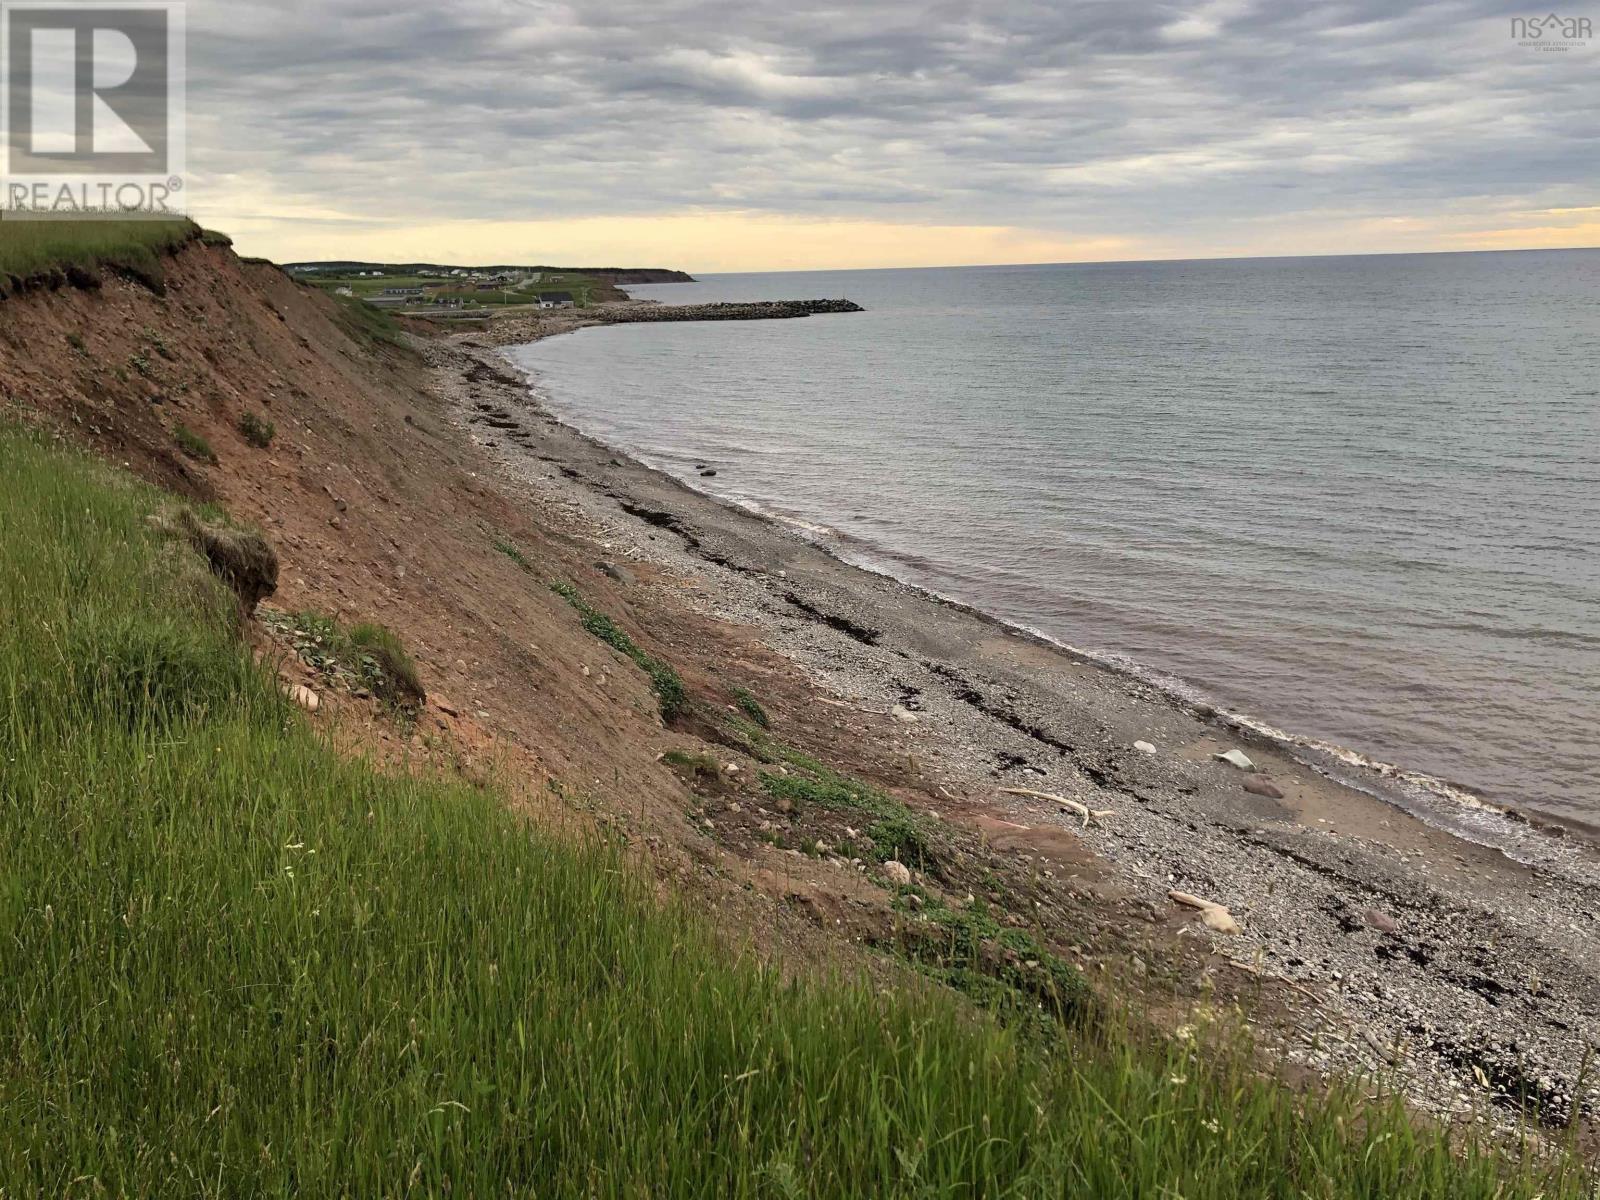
[598,299,863,323]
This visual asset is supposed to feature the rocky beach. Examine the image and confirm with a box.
[434,303,1600,1136]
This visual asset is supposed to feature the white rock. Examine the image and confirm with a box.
[1133,740,1157,755]
[882,860,912,886]
[1213,748,1256,772]
[1199,905,1240,935]
[289,684,319,712]
[890,704,919,724]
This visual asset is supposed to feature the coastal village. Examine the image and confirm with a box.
[289,263,584,313]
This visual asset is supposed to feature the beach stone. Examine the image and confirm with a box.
[289,684,319,712]
[1213,748,1257,772]
[593,560,633,584]
[1242,776,1284,799]
[1364,909,1401,934]
[882,860,912,887]
[1133,740,1157,755]
[699,468,717,477]
[891,704,919,724]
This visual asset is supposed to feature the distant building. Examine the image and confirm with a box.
[536,291,575,309]
[382,286,423,296]
[334,286,355,297]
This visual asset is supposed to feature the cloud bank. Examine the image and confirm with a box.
[187,0,1599,268]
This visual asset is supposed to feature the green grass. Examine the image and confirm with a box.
[758,752,936,867]
[329,292,408,348]
[732,685,770,728]
[551,580,686,719]
[238,411,275,448]
[173,424,217,465]
[0,217,198,280]
[261,609,425,710]
[0,425,1591,1197]
[661,748,722,779]
[492,535,534,572]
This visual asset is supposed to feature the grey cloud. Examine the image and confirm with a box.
[186,0,1599,241]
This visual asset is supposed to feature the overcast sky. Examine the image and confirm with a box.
[191,0,1598,270]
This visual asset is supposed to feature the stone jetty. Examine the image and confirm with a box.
[597,299,863,324]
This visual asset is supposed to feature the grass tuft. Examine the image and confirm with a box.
[661,748,722,779]
[732,685,770,728]
[492,535,534,572]
[173,424,217,465]
[238,411,275,448]
[263,609,425,710]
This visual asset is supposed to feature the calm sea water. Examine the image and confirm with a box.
[508,252,1600,828]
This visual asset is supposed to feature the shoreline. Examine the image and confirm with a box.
[508,317,1586,857]
[433,307,1600,1130]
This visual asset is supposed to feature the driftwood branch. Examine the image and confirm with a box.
[813,695,889,716]
[998,786,1113,827]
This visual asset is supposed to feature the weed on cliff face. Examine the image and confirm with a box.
[660,749,722,780]
[263,610,424,711]
[550,580,686,719]
[890,888,1090,1027]
[732,686,770,728]
[173,424,217,465]
[239,411,275,448]
[492,535,534,572]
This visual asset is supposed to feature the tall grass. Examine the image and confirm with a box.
[0,218,198,278]
[0,425,1590,1197]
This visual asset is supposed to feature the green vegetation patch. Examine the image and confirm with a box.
[262,609,424,710]
[757,751,936,868]
[330,292,408,349]
[551,580,685,719]
[0,217,198,285]
[492,535,534,572]
[173,424,217,465]
[660,748,722,780]
[892,889,1090,1026]
[238,411,275,448]
[732,685,770,728]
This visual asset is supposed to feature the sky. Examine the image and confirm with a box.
[189,0,1599,271]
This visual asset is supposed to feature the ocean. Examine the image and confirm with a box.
[506,251,1600,829]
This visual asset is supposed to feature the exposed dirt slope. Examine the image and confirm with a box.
[0,240,1222,1008]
